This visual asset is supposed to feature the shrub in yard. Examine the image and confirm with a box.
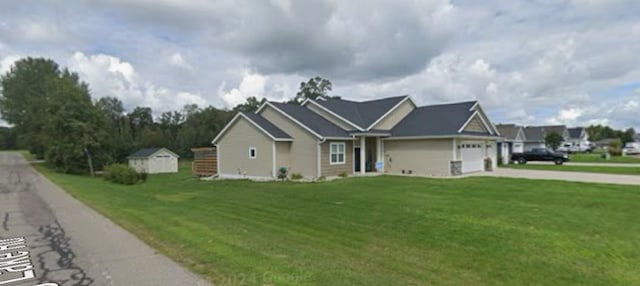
[608,139,622,156]
[290,173,304,180]
[104,164,139,185]
[137,171,148,182]
[338,172,348,178]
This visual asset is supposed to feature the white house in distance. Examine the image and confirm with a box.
[128,147,180,174]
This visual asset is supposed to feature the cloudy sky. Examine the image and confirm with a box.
[1,0,639,130]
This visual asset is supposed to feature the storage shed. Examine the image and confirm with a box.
[128,147,179,174]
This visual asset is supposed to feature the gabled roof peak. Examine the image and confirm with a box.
[308,95,411,130]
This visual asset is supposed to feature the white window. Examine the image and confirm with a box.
[249,147,256,159]
[330,142,345,164]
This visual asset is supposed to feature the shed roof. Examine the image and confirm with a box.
[128,147,179,159]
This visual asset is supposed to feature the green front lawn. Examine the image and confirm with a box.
[569,153,640,164]
[35,164,640,286]
[505,164,640,176]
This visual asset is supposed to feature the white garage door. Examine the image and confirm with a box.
[461,141,484,173]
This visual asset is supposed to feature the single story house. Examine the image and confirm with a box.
[593,138,619,149]
[212,95,501,179]
[522,125,569,151]
[128,147,179,174]
[495,124,526,164]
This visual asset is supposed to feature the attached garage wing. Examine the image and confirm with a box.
[460,141,484,173]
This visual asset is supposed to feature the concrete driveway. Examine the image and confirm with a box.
[474,167,640,186]
[528,161,640,168]
[0,152,212,286]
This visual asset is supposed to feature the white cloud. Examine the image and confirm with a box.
[218,73,267,108]
[1,0,640,130]
[169,52,194,72]
[68,52,206,113]
[20,20,63,42]
[0,55,20,75]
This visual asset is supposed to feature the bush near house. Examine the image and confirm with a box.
[103,164,140,185]
[290,173,304,180]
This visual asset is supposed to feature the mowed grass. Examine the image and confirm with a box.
[35,163,640,286]
[569,153,640,164]
[505,163,640,176]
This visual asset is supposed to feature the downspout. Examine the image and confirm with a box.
[317,138,326,178]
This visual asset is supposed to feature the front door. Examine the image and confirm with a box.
[354,147,361,172]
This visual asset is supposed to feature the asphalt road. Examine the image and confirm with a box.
[0,152,212,286]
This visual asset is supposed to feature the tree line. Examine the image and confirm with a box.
[0,57,332,174]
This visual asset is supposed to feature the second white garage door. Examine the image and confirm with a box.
[461,141,484,173]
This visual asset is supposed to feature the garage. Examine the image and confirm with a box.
[460,141,484,173]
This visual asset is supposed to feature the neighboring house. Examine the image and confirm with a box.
[212,95,501,179]
[128,147,180,174]
[563,127,591,151]
[593,138,619,149]
[495,124,526,164]
[634,134,640,142]
[523,125,569,151]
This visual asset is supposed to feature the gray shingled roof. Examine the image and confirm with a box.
[242,112,291,139]
[313,95,407,129]
[129,147,177,158]
[523,127,544,141]
[496,124,522,140]
[269,102,351,138]
[524,125,567,141]
[390,101,490,137]
[568,127,584,139]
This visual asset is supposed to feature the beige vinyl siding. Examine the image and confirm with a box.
[384,139,453,176]
[305,103,355,130]
[320,140,353,177]
[217,117,274,177]
[275,141,291,171]
[463,115,489,133]
[372,99,415,130]
[260,106,319,178]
